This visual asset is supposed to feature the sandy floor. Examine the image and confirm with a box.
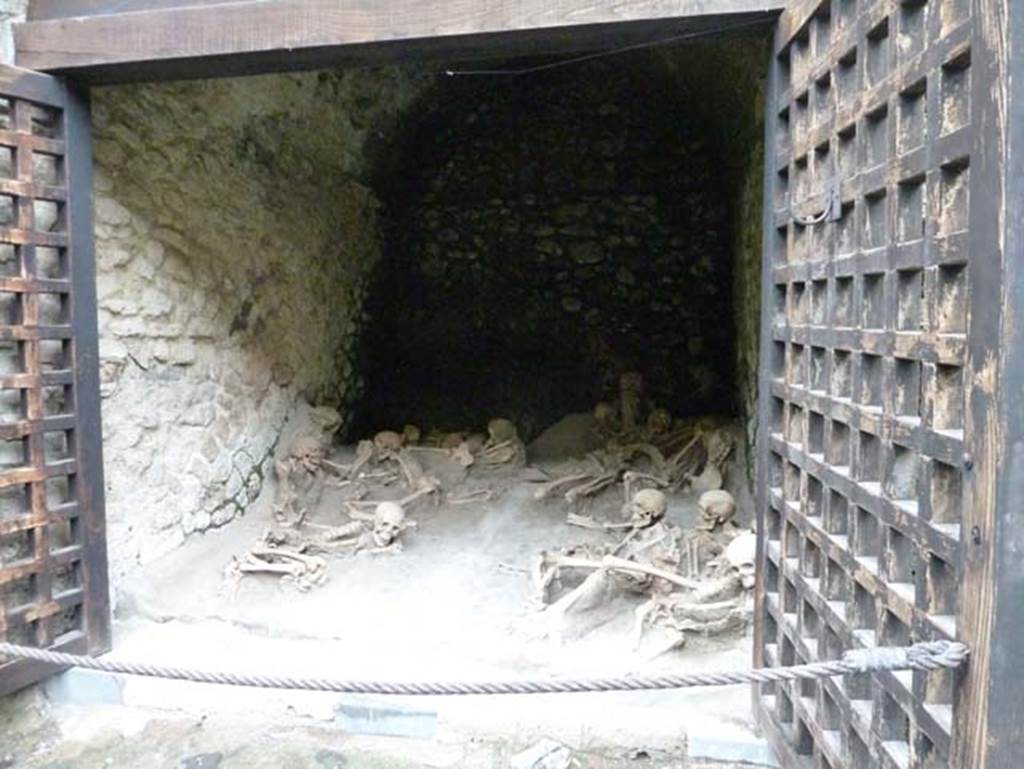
[0,686,765,769]
[59,415,768,764]
[119,416,754,676]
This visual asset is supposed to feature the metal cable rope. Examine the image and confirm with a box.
[0,640,968,696]
[444,16,775,77]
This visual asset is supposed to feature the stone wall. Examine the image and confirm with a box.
[657,40,768,481]
[0,0,26,65]
[732,100,766,482]
[90,69,428,593]
[360,52,747,438]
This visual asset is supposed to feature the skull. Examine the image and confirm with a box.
[725,532,757,589]
[697,489,736,531]
[624,488,668,528]
[646,408,672,436]
[373,430,404,458]
[487,418,519,443]
[372,501,406,547]
[402,424,421,446]
[290,435,324,471]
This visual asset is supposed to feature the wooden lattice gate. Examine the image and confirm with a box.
[0,66,108,696]
[752,0,1024,766]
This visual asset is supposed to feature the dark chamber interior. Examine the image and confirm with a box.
[353,43,765,441]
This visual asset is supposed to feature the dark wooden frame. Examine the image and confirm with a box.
[0,65,108,696]
[953,1,1024,766]
[14,0,781,84]
[754,0,1023,767]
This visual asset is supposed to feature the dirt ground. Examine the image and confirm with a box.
[119,415,755,676]
[0,687,766,769]
[1,415,773,768]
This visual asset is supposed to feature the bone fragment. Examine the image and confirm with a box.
[533,473,591,501]
[547,554,701,591]
[566,513,634,531]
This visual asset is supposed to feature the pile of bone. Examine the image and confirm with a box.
[228,411,528,591]
[535,371,735,511]
[535,483,755,656]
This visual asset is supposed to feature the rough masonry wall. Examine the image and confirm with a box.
[0,0,26,65]
[732,113,766,481]
[658,40,768,479]
[90,69,427,593]
[361,54,738,438]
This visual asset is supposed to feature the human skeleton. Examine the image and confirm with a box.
[633,532,756,657]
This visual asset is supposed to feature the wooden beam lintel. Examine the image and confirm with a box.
[17,0,781,83]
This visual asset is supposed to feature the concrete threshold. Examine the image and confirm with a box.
[43,664,778,767]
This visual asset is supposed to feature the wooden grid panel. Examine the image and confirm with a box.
[0,92,88,680]
[756,1,972,767]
